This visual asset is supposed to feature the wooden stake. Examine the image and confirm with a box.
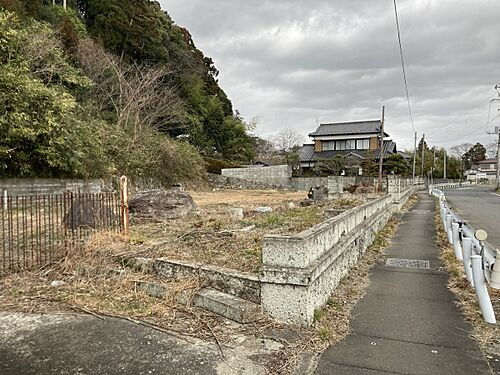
[120,176,129,235]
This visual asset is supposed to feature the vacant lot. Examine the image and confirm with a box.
[129,189,363,273]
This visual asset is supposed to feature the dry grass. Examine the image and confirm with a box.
[129,190,363,273]
[434,202,500,357]
[267,194,419,374]
[0,232,279,344]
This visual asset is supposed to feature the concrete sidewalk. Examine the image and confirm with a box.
[316,193,494,374]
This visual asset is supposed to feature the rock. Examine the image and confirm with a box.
[50,280,66,287]
[228,207,244,220]
[128,190,197,221]
[286,202,295,209]
[254,206,273,214]
[308,186,326,201]
[63,195,115,229]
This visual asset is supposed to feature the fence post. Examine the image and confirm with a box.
[120,176,129,235]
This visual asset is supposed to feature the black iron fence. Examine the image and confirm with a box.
[0,192,123,275]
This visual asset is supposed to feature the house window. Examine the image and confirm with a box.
[356,139,369,150]
[346,139,356,149]
[322,141,335,151]
[335,140,347,150]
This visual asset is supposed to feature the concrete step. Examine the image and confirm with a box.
[135,282,262,323]
[193,288,262,324]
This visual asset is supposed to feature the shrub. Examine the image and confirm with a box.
[204,157,240,174]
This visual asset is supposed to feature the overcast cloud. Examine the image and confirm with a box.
[161,0,500,151]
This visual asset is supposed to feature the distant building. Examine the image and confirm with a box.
[466,158,497,183]
[299,120,397,173]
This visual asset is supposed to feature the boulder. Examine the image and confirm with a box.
[128,189,197,221]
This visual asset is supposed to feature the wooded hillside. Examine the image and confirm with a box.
[0,0,256,184]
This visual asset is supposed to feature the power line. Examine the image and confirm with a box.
[393,0,415,134]
[425,94,495,137]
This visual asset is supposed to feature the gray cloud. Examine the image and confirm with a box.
[160,0,500,150]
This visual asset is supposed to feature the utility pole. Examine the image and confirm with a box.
[378,106,385,192]
[63,0,66,10]
[492,84,500,190]
[496,128,500,191]
[443,149,447,180]
[412,131,417,182]
[420,133,425,177]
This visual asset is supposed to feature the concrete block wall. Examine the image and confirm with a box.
[260,188,414,326]
[289,177,328,191]
[221,165,292,187]
[0,178,102,197]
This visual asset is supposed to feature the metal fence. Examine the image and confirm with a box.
[1,192,123,275]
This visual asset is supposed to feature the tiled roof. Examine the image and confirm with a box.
[299,144,315,161]
[309,120,387,137]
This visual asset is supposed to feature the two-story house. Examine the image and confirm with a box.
[299,119,397,173]
[466,158,498,183]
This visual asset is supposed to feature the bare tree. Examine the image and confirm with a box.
[76,38,184,141]
[271,127,305,165]
[486,142,497,158]
[272,128,304,153]
[449,143,472,158]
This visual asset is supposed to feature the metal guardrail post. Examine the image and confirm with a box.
[451,223,463,261]
[445,214,453,244]
[471,255,496,324]
[461,237,474,286]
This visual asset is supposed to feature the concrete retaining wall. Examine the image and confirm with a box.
[0,178,102,196]
[289,177,329,191]
[221,165,292,187]
[126,257,261,304]
[260,186,414,326]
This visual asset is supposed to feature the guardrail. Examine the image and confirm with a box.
[430,185,498,324]
[432,181,471,190]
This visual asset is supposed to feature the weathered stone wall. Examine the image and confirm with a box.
[221,165,292,186]
[207,174,287,190]
[0,178,101,196]
[260,187,414,326]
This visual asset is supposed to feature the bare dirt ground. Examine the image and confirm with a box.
[129,189,363,273]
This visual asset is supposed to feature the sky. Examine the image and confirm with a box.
[161,0,500,152]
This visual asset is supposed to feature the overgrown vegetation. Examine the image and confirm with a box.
[128,191,362,273]
[0,1,257,183]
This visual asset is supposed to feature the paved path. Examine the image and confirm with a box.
[0,312,280,375]
[445,186,500,249]
[316,193,493,374]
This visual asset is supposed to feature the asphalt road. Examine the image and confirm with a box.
[445,186,500,250]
